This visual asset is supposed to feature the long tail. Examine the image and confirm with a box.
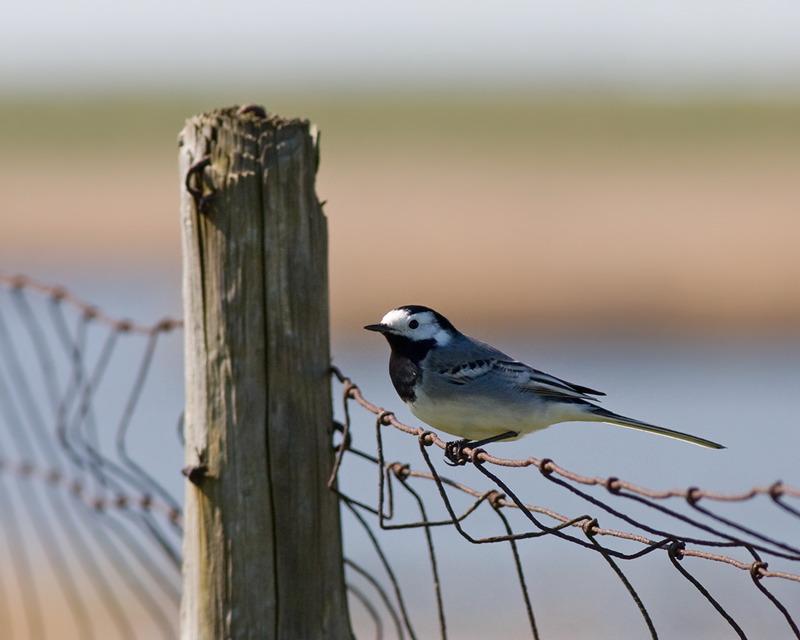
[589,407,725,450]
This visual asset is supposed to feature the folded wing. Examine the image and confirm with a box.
[437,358,605,401]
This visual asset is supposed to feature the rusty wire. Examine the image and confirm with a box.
[0,274,183,335]
[0,458,182,525]
[331,366,800,640]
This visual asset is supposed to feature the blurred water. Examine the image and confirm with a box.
[2,271,798,639]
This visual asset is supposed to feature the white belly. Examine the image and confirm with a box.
[406,387,589,441]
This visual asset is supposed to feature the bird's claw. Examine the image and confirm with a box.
[444,439,473,466]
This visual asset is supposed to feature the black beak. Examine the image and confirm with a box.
[364,323,388,333]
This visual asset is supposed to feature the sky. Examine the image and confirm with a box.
[4,0,800,96]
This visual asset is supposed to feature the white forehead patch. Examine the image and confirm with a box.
[380,308,412,327]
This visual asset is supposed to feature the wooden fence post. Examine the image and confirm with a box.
[178,106,353,639]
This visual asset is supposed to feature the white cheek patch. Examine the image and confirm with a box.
[434,330,452,346]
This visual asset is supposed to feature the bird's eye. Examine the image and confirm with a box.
[408,319,419,329]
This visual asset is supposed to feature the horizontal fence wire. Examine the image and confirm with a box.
[3,272,799,640]
[0,273,184,640]
[330,366,800,640]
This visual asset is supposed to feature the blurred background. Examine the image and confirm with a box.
[2,1,800,639]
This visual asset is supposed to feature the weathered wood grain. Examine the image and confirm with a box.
[179,107,352,640]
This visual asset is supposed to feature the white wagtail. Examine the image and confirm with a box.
[365,305,724,464]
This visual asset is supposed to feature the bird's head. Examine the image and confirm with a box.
[364,305,457,347]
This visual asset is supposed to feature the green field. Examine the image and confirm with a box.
[2,94,799,160]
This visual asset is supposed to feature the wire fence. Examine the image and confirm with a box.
[1,272,799,639]
[0,274,183,640]
[329,368,800,640]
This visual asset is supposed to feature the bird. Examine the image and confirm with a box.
[365,305,724,465]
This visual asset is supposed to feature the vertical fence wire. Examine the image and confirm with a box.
[0,275,183,640]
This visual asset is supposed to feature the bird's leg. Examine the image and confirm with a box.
[444,431,519,466]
